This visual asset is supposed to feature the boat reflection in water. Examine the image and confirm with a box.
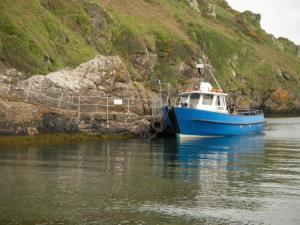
[163,135,265,182]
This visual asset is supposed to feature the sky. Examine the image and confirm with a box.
[226,0,300,44]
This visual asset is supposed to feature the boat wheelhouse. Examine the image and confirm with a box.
[164,64,265,139]
[175,82,228,114]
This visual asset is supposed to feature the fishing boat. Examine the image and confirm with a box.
[163,63,265,139]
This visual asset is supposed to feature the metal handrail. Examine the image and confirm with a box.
[238,109,263,116]
[0,78,164,127]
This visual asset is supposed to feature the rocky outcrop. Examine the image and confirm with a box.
[272,37,285,51]
[262,89,300,115]
[44,55,130,91]
[0,100,40,135]
[243,10,261,23]
[129,50,158,78]
[1,47,300,138]
[277,37,300,57]
[191,0,216,18]
[189,0,200,12]
[275,69,291,81]
[207,3,216,18]
[278,37,298,49]
[84,2,112,52]
[0,55,157,137]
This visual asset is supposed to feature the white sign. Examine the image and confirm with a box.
[114,99,123,105]
[196,64,204,69]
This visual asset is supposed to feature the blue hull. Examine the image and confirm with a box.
[166,107,265,137]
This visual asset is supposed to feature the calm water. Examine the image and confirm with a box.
[0,118,300,225]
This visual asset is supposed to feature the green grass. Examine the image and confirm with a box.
[0,0,97,74]
[0,0,299,103]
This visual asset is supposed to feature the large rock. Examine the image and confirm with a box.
[262,89,296,114]
[0,55,155,136]
[243,10,261,23]
[39,112,79,133]
[0,100,43,135]
[84,2,112,52]
[14,55,155,108]
[189,0,200,12]
[129,51,158,78]
[45,55,130,92]
[207,3,216,18]
[278,37,300,57]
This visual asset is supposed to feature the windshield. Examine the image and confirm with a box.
[189,93,200,108]
[216,96,226,107]
[178,94,189,107]
[202,94,214,105]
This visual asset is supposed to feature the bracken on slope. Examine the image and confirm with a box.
[0,0,300,114]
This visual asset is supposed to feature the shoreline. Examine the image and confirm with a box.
[0,116,299,147]
[265,114,300,118]
[0,133,136,147]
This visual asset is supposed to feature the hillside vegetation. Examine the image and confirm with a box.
[1,0,300,112]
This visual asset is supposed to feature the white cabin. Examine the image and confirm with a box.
[175,82,228,114]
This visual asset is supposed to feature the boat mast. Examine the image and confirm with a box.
[206,63,223,92]
[197,48,223,91]
[196,63,205,82]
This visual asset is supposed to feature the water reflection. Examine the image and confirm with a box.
[162,135,265,180]
[1,126,300,225]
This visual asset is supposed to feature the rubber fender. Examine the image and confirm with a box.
[151,119,164,133]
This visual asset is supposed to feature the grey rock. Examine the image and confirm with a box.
[207,3,216,18]
[39,112,79,133]
[27,127,38,136]
[243,10,261,23]
[129,50,158,78]
[189,0,200,12]
[282,71,290,80]
[0,55,158,137]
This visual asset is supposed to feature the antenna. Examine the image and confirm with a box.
[207,68,223,91]
[196,63,205,80]
[196,43,224,91]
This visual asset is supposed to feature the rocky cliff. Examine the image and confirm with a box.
[0,55,156,136]
[1,0,300,136]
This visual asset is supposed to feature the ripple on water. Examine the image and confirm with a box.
[0,118,300,224]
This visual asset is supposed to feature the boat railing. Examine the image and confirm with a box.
[237,109,264,116]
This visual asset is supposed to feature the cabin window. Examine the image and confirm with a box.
[189,93,200,108]
[175,97,181,106]
[216,96,225,107]
[202,94,214,105]
[179,94,189,107]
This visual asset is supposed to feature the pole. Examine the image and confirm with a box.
[127,98,130,114]
[57,93,64,109]
[207,68,223,91]
[25,82,33,102]
[159,81,162,99]
[67,95,71,104]
[16,79,20,89]
[152,99,154,117]
[6,78,11,94]
[106,97,109,128]
[77,96,81,123]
